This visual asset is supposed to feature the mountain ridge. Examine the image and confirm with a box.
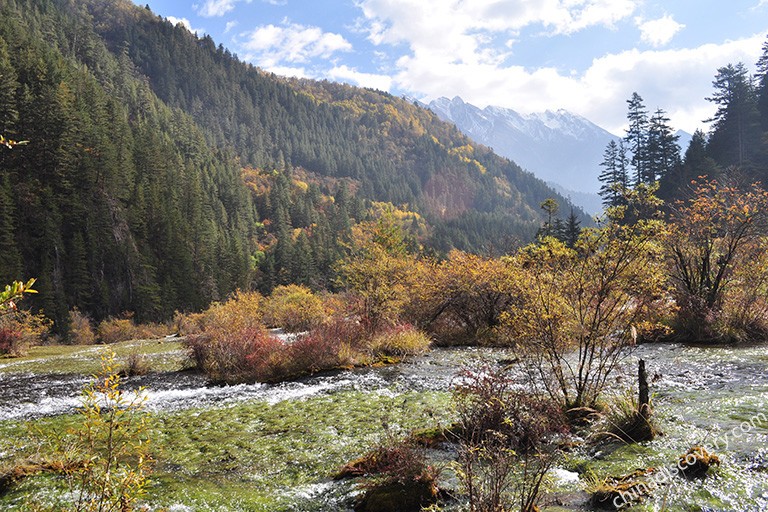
[426,96,618,197]
[0,0,589,327]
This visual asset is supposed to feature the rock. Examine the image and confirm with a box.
[679,446,720,478]
[354,479,438,512]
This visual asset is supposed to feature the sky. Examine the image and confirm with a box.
[136,0,768,135]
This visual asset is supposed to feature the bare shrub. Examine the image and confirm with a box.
[122,351,151,376]
[453,363,568,512]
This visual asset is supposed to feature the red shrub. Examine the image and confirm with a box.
[0,327,23,356]
[285,332,342,375]
[185,327,284,383]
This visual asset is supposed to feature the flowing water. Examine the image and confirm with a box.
[1,343,767,510]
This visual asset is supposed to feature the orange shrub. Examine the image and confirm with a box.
[97,318,136,344]
[196,290,263,334]
[69,309,96,345]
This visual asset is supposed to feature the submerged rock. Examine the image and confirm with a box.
[590,468,657,510]
[679,446,720,478]
[354,479,438,512]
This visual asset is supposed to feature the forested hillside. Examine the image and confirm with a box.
[0,0,260,332]
[0,0,582,331]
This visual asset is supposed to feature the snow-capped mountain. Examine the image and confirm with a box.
[426,96,618,212]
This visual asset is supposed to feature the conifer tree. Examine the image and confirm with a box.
[598,139,629,208]
[646,108,681,182]
[625,92,649,185]
[706,63,759,169]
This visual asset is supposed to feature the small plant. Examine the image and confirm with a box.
[65,353,153,510]
[122,351,151,376]
[594,389,659,444]
[0,279,36,316]
[452,363,568,512]
[11,353,155,510]
[679,446,720,478]
[338,436,440,512]
[588,468,656,510]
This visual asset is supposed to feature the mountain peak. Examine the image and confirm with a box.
[428,97,618,209]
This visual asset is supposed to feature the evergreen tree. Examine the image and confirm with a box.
[625,92,650,185]
[706,62,760,169]
[0,37,19,137]
[0,173,22,283]
[646,108,681,182]
[598,139,629,208]
[756,36,768,131]
[658,130,719,201]
[563,208,582,248]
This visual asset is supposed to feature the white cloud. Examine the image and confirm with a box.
[197,0,236,17]
[358,0,639,54]
[224,21,238,33]
[240,22,352,68]
[327,65,393,91]
[636,15,685,47]
[396,33,766,135]
[261,65,310,78]
[167,16,204,35]
[349,0,767,135]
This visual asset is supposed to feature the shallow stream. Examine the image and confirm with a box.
[1,343,767,510]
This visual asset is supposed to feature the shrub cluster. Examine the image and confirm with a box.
[0,309,52,356]
[184,291,430,383]
[261,284,326,332]
[96,316,168,344]
[366,324,431,358]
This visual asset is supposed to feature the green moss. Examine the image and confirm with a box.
[0,390,452,511]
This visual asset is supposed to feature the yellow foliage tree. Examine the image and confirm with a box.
[338,216,418,331]
[666,179,768,341]
[506,191,667,410]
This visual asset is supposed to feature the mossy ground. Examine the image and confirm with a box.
[0,388,452,511]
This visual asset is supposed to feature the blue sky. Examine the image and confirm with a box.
[137,0,768,135]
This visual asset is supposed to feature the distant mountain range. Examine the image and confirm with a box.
[425,96,692,214]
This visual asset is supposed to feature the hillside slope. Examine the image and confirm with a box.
[0,0,586,329]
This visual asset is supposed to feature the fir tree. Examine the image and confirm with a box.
[625,92,649,185]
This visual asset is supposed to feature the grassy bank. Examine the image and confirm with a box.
[0,338,188,376]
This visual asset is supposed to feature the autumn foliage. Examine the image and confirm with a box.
[666,179,768,341]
